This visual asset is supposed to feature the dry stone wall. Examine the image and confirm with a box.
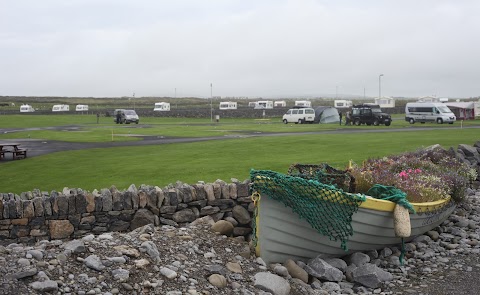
[0,179,253,245]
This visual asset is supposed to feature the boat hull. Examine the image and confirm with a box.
[256,195,456,264]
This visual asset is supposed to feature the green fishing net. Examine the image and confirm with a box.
[250,169,366,251]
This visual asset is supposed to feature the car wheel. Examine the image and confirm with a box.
[373,119,380,126]
[354,119,361,126]
[409,118,415,124]
[385,122,391,126]
[436,118,443,124]
[135,121,139,124]
[283,119,288,124]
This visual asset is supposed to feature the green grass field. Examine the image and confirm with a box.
[1,114,479,194]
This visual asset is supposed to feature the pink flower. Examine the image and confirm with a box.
[399,170,409,180]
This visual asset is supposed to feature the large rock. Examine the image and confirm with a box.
[305,257,343,282]
[84,255,105,271]
[254,272,291,295]
[345,252,370,267]
[211,220,234,235]
[64,239,86,254]
[49,220,74,239]
[172,209,196,223]
[130,209,155,231]
[284,259,308,283]
[352,263,393,288]
[232,205,251,225]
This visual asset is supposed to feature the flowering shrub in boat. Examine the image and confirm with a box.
[351,147,476,203]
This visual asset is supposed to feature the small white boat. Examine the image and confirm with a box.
[251,172,456,264]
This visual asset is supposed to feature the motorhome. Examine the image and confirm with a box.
[294,100,312,108]
[219,101,237,110]
[19,104,35,113]
[254,101,273,109]
[282,108,315,124]
[405,102,456,124]
[52,104,70,112]
[153,102,170,111]
[75,104,89,112]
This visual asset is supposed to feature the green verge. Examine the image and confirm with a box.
[0,128,478,194]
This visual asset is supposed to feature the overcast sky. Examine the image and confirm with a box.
[1,0,480,99]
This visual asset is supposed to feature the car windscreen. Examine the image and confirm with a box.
[124,110,137,115]
[437,106,452,113]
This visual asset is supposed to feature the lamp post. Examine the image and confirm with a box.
[378,74,384,100]
[133,92,135,110]
[210,83,213,122]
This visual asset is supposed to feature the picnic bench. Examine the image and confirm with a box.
[0,143,28,160]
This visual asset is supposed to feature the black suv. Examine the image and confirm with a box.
[350,104,391,126]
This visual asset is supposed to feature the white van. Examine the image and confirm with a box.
[405,102,456,124]
[282,108,315,124]
[20,104,35,112]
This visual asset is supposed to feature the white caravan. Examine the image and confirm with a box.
[52,104,70,112]
[282,108,315,124]
[254,101,273,109]
[295,100,312,108]
[334,100,353,108]
[274,100,287,107]
[20,104,35,112]
[219,101,237,110]
[75,104,89,111]
[154,102,170,111]
[405,102,456,124]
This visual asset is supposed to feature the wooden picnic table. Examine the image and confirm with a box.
[0,143,28,160]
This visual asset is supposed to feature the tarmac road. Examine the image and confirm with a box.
[1,124,479,159]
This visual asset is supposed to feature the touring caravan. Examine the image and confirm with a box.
[334,100,353,108]
[75,104,89,112]
[405,102,456,124]
[19,104,35,113]
[154,102,170,111]
[274,101,287,107]
[219,102,237,110]
[295,100,312,108]
[52,104,70,112]
[254,101,273,109]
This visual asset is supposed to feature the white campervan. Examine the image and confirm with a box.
[282,108,315,124]
[52,104,70,112]
[20,104,35,112]
[154,102,170,111]
[405,102,456,124]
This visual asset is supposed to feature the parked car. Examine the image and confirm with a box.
[113,109,139,124]
[282,108,315,124]
[351,104,391,126]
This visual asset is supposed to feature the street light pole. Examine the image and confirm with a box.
[210,83,213,122]
[378,74,384,100]
[133,92,135,110]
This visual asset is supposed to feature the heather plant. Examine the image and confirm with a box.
[351,147,474,203]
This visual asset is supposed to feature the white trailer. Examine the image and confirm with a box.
[219,101,237,110]
[20,104,35,112]
[75,104,89,111]
[254,101,273,109]
[154,102,171,111]
[295,100,312,108]
[334,100,353,108]
[52,104,70,112]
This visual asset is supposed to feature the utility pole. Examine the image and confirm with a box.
[210,83,213,122]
